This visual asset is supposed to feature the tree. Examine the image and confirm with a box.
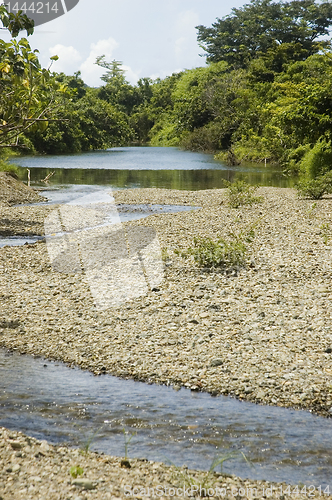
[0,5,65,149]
[0,5,34,37]
[196,0,332,68]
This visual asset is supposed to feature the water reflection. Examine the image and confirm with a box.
[12,147,296,190]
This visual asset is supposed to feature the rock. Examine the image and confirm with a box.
[210,358,223,367]
[256,389,265,400]
[72,478,97,490]
[120,459,131,468]
[199,312,209,318]
[9,440,23,450]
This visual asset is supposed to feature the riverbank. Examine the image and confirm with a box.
[0,172,45,207]
[0,186,332,418]
[1,426,330,500]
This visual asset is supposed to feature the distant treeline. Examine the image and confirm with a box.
[3,0,332,181]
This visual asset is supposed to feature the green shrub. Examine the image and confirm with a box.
[299,138,332,179]
[176,234,251,269]
[224,180,263,208]
[296,171,332,199]
[0,159,19,178]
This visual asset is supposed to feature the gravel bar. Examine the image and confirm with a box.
[1,185,332,497]
[1,187,332,417]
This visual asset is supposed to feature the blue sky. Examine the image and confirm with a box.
[1,0,247,86]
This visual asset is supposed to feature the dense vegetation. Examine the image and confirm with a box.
[2,0,332,189]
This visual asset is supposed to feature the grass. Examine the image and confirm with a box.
[79,426,104,455]
[123,427,136,459]
[169,450,252,497]
[0,158,20,178]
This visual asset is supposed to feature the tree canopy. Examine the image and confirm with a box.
[196,0,332,68]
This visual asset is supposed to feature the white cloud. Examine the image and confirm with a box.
[122,65,140,85]
[79,37,119,86]
[174,10,201,68]
[49,44,82,74]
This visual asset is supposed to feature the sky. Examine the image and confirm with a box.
[1,0,247,86]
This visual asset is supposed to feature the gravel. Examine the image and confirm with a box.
[1,187,332,417]
[0,172,45,207]
[1,184,332,496]
[0,427,329,500]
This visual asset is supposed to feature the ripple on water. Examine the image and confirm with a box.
[0,349,331,486]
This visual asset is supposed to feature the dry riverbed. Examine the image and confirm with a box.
[1,181,332,497]
[1,186,332,417]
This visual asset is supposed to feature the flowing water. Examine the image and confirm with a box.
[0,349,331,487]
[3,147,329,487]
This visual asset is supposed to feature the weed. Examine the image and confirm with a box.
[170,450,251,497]
[320,223,330,245]
[306,202,317,218]
[161,247,171,264]
[79,426,103,455]
[123,428,136,459]
[70,465,84,478]
[175,228,255,270]
[296,172,332,199]
[224,180,263,208]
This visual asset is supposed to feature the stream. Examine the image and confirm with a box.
[2,147,330,487]
[0,349,331,487]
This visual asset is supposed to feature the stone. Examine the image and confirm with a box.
[210,358,223,367]
[72,478,97,490]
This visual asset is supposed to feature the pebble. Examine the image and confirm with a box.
[1,187,332,420]
[0,426,328,500]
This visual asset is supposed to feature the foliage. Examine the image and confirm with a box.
[224,180,263,208]
[0,4,34,37]
[0,158,19,177]
[0,5,67,151]
[176,234,249,269]
[5,1,332,165]
[296,171,332,199]
[26,87,134,153]
[196,0,332,68]
[70,466,84,479]
[299,139,332,179]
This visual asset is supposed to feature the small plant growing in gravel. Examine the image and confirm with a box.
[79,426,103,455]
[296,172,332,199]
[120,428,137,468]
[70,465,84,478]
[176,230,254,270]
[170,450,251,495]
[123,428,136,459]
[224,180,263,208]
[320,222,330,245]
